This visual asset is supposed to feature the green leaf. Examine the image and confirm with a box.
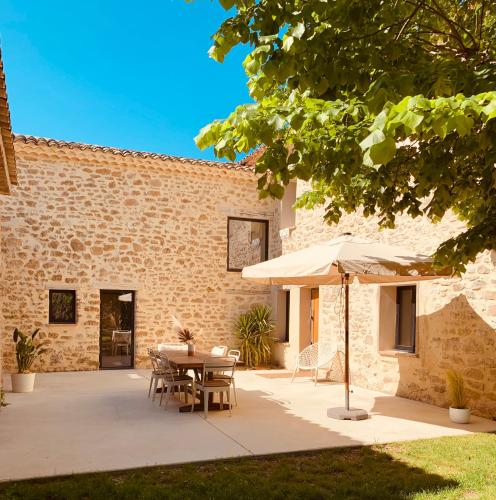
[268,183,285,199]
[453,115,474,136]
[359,129,386,151]
[369,137,396,165]
[483,99,496,120]
[402,111,424,133]
[219,0,235,9]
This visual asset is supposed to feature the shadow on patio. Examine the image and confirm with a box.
[373,293,496,424]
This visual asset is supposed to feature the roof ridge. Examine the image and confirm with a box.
[13,134,254,173]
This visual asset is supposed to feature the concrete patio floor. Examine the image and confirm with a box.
[1,369,495,482]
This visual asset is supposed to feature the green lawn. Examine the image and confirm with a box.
[1,433,495,500]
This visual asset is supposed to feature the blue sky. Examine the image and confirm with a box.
[0,1,250,160]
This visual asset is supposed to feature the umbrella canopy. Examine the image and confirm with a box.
[242,234,450,285]
[242,233,452,420]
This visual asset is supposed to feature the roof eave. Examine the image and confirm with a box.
[0,49,17,194]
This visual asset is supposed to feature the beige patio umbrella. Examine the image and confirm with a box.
[242,233,451,420]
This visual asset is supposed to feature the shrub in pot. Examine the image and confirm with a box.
[234,304,274,368]
[11,328,47,393]
[446,369,470,424]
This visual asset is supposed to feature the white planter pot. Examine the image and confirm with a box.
[449,407,471,424]
[11,373,36,393]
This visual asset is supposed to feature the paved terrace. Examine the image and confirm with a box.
[1,369,495,482]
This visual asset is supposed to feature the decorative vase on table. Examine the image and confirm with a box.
[172,315,196,357]
[187,342,195,357]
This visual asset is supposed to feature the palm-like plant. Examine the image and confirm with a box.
[13,328,47,373]
[234,304,274,368]
[446,369,468,409]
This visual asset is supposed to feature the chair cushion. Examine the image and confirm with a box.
[165,374,193,382]
[153,369,179,376]
[198,379,230,388]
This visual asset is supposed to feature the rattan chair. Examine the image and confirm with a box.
[291,343,334,385]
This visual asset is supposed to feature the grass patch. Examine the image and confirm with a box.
[1,433,495,499]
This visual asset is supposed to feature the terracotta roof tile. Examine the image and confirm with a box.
[14,134,255,173]
[0,49,17,194]
[239,147,266,167]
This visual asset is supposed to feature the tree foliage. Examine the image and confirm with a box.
[196,0,496,272]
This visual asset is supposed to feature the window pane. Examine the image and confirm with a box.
[396,287,416,350]
[284,291,290,342]
[228,219,268,270]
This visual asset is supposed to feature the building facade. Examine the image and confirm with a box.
[0,48,494,419]
[272,180,496,419]
[0,136,279,373]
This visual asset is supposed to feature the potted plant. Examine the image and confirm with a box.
[172,316,196,356]
[446,369,471,424]
[0,387,9,411]
[234,304,274,368]
[11,328,47,393]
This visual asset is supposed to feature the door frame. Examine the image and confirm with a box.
[310,287,319,344]
[99,289,136,370]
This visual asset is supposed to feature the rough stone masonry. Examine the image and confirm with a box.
[0,137,280,373]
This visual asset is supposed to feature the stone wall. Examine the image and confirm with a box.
[0,141,280,373]
[281,180,496,418]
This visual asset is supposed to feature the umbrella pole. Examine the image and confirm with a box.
[327,272,368,421]
[344,273,350,411]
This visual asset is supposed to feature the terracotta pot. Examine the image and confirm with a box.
[187,343,195,356]
[11,373,36,393]
[449,407,471,424]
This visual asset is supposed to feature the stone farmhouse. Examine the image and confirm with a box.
[0,51,495,418]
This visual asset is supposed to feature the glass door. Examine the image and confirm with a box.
[99,290,135,369]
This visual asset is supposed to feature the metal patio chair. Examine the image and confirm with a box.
[210,345,228,356]
[193,357,236,419]
[157,351,195,410]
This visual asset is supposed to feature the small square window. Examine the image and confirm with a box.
[227,217,269,272]
[49,290,77,324]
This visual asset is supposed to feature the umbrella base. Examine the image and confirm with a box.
[327,407,369,421]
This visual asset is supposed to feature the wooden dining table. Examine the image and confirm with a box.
[166,351,231,413]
